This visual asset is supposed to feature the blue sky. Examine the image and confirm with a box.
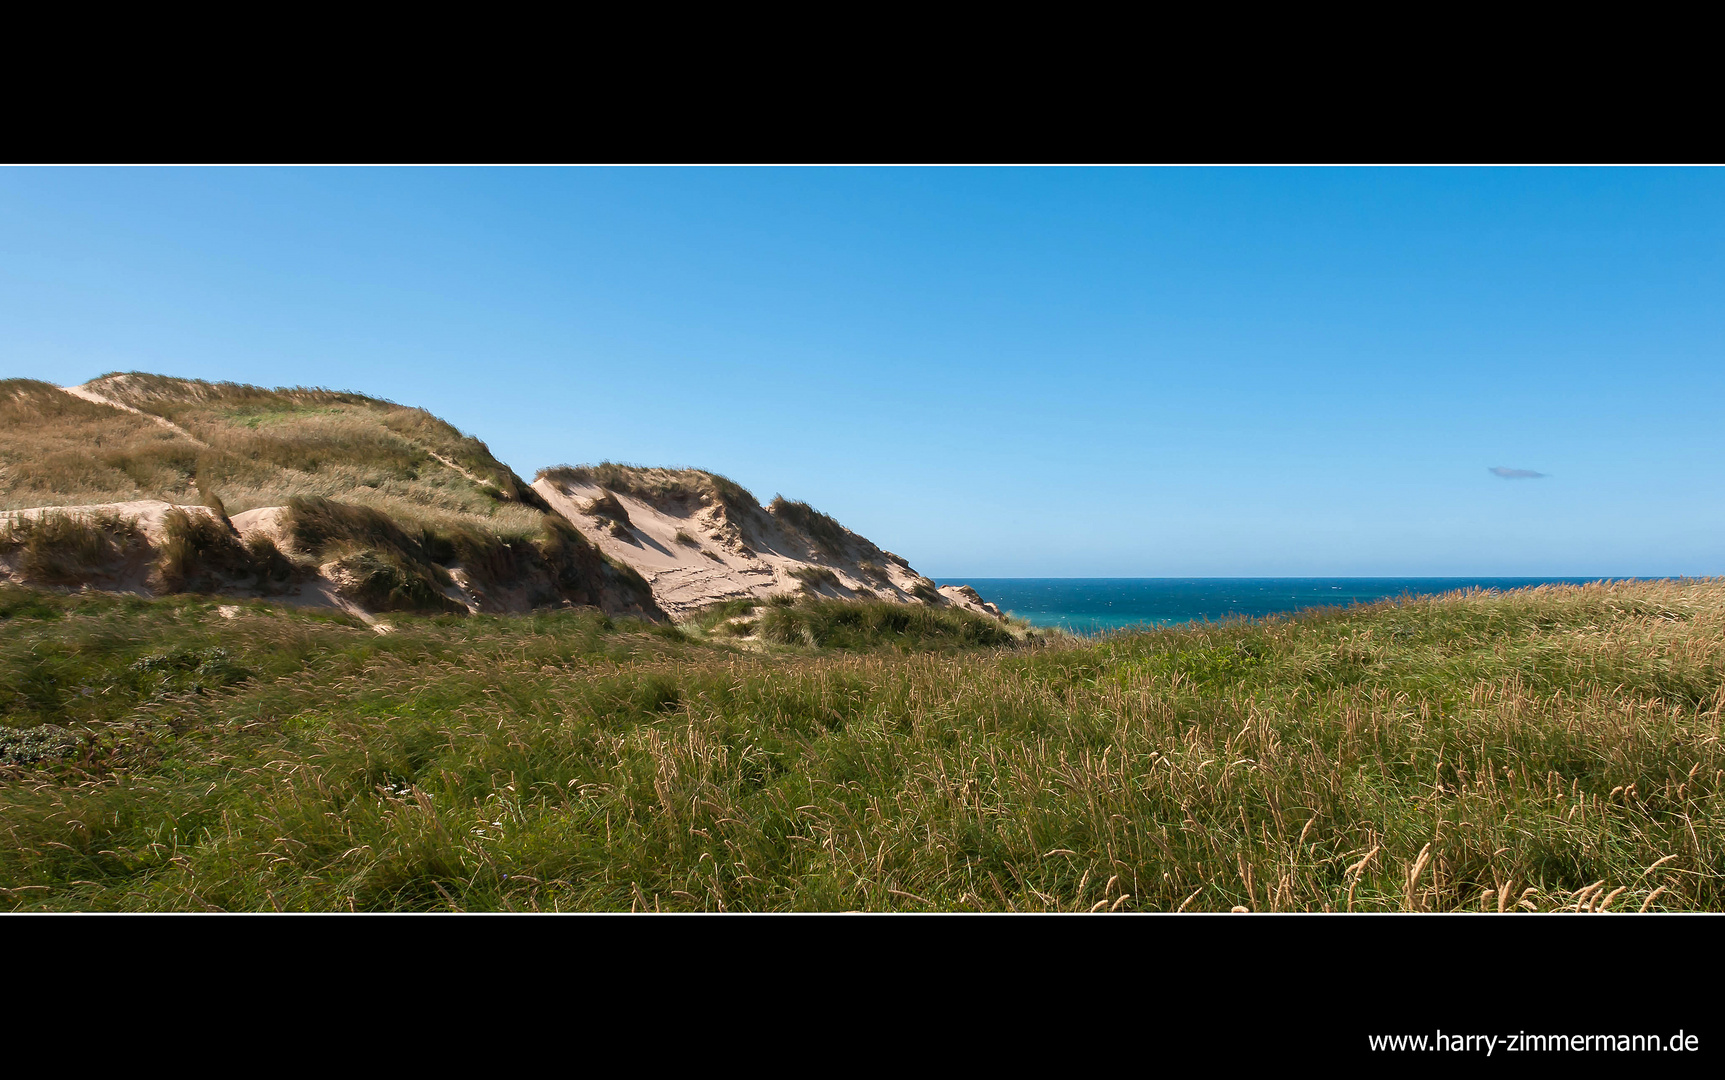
[3,167,1722,577]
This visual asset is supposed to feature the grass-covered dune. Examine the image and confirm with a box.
[1,579,1720,912]
[0,376,662,618]
[1,374,542,528]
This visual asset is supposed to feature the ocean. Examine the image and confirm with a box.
[940,578,1629,634]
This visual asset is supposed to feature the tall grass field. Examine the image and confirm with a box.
[1,580,1720,911]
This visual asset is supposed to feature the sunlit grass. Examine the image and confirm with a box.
[0,579,1720,912]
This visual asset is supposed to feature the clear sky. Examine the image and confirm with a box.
[3,168,1722,577]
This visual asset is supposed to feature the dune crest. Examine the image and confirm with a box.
[2,374,1002,624]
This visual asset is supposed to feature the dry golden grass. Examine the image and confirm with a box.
[1,376,545,539]
[0,380,203,508]
[538,463,756,511]
[1,376,660,617]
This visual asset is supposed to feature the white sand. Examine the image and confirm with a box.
[229,506,289,547]
[4,483,1007,626]
[938,584,1004,619]
[531,474,1002,621]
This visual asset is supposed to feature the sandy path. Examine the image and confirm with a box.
[63,386,487,504]
[426,451,486,487]
[62,385,209,447]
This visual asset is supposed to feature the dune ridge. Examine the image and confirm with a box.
[0,375,1001,624]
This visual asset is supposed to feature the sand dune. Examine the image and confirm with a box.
[0,499,223,543]
[532,469,1001,621]
[2,374,1003,624]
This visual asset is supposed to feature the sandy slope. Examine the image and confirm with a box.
[938,584,1004,619]
[531,474,1001,621]
[61,385,209,446]
[0,500,382,624]
[7,383,1002,625]
[3,492,1005,624]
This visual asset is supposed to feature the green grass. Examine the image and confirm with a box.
[759,597,1015,650]
[0,579,1721,911]
[683,599,762,633]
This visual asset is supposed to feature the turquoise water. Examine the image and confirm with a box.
[941,578,1627,634]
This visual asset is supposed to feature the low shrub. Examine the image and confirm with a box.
[244,533,298,584]
[684,598,760,634]
[581,491,632,526]
[790,566,841,593]
[285,496,418,558]
[334,549,464,614]
[158,509,256,593]
[0,512,144,584]
[0,724,80,767]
